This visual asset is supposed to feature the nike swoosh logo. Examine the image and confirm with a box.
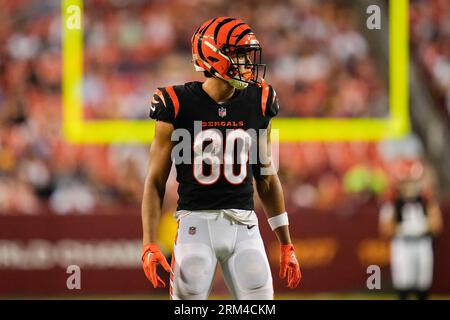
[150,105,156,112]
[247,225,256,230]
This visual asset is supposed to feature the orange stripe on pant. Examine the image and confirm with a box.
[170,251,175,300]
[169,221,179,300]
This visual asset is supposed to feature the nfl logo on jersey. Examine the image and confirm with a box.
[218,107,226,118]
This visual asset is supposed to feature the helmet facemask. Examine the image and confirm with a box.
[191,17,267,88]
[224,44,266,89]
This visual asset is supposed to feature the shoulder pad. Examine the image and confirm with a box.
[149,88,174,122]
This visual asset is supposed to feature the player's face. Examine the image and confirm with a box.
[230,50,253,81]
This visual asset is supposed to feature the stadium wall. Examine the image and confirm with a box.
[0,203,449,297]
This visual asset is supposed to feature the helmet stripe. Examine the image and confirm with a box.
[213,18,237,43]
[199,18,217,35]
[196,18,219,66]
[191,26,201,44]
[233,28,252,45]
[226,22,245,46]
[192,25,201,38]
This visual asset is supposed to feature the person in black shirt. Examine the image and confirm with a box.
[379,159,443,300]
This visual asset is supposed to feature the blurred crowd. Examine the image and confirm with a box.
[410,0,450,123]
[0,0,434,215]
[80,0,388,119]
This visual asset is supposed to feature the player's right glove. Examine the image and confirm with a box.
[279,244,302,288]
[141,243,172,288]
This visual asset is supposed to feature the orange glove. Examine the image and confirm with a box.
[279,244,301,288]
[141,243,172,288]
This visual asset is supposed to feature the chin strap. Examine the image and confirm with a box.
[227,77,249,90]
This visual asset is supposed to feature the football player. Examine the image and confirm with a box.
[379,159,443,300]
[141,17,301,300]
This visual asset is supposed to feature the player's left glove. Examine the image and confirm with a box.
[141,243,172,288]
[279,244,301,288]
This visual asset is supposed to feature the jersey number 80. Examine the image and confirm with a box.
[193,129,252,185]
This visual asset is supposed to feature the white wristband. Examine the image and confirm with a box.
[268,212,289,231]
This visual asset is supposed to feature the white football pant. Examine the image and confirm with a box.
[169,211,274,300]
[390,237,433,291]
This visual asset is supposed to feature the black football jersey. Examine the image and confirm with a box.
[393,194,428,223]
[392,193,431,238]
[149,81,279,211]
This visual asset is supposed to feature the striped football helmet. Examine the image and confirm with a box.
[192,17,266,89]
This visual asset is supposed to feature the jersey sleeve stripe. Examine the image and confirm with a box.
[261,80,270,116]
[166,86,180,118]
[155,89,166,107]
